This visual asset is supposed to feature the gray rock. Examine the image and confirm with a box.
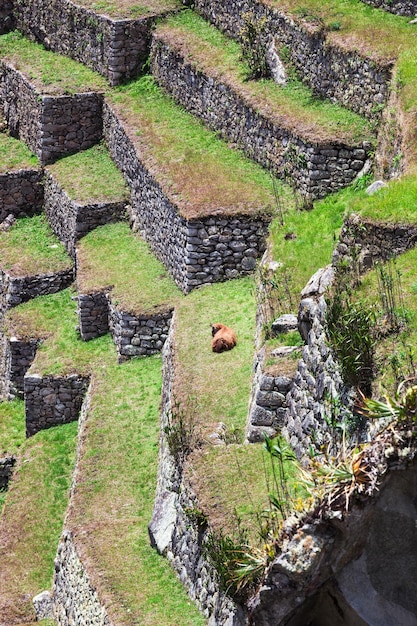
[365,180,388,195]
[271,313,298,334]
[33,590,53,620]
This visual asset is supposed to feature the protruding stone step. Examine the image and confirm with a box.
[0,32,106,164]
[150,12,375,198]
[104,77,275,293]
[13,0,182,85]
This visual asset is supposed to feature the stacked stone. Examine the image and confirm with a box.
[0,170,44,221]
[103,102,270,293]
[14,0,177,85]
[247,346,293,442]
[24,373,90,437]
[77,291,110,340]
[45,173,127,256]
[0,267,74,308]
[360,0,417,15]
[151,37,370,199]
[0,61,103,164]
[0,456,15,490]
[6,337,39,398]
[185,0,393,120]
[333,213,417,273]
[53,531,112,625]
[0,0,14,34]
[108,302,174,360]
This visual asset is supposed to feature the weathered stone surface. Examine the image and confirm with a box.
[0,169,43,221]
[33,590,53,620]
[366,179,388,195]
[271,313,298,335]
[0,455,15,490]
[360,0,417,15]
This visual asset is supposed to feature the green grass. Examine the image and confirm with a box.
[79,0,181,18]
[46,143,129,204]
[5,288,115,376]
[0,214,72,276]
[174,277,257,436]
[0,421,78,623]
[77,222,182,313]
[67,356,205,626]
[0,131,38,171]
[348,174,417,223]
[157,10,375,144]
[0,31,107,94]
[0,399,25,456]
[108,75,283,218]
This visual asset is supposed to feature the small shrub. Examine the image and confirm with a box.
[164,398,195,464]
[239,12,269,80]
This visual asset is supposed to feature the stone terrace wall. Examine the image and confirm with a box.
[149,319,245,625]
[53,530,113,626]
[360,0,417,15]
[24,372,90,437]
[77,291,110,341]
[333,213,417,272]
[0,169,44,221]
[44,173,127,256]
[0,455,15,489]
[0,266,74,309]
[0,1,14,34]
[103,101,270,293]
[0,60,103,164]
[14,0,176,85]
[247,346,293,443]
[186,0,393,120]
[4,336,39,399]
[108,301,174,361]
[151,37,370,199]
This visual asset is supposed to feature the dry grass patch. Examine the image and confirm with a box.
[156,11,375,144]
[108,76,281,219]
[46,144,129,204]
[76,222,182,313]
[0,31,107,95]
[0,215,72,276]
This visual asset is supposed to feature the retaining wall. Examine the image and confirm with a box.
[186,0,393,120]
[14,0,178,85]
[0,1,13,34]
[44,172,127,256]
[360,0,417,15]
[0,60,103,164]
[149,318,245,625]
[3,336,39,399]
[24,372,90,437]
[0,266,74,309]
[151,36,371,199]
[0,455,15,490]
[77,291,110,341]
[333,213,417,272]
[103,101,271,293]
[0,169,44,221]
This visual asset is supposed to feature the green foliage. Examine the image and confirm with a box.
[326,289,376,394]
[263,434,297,522]
[164,398,196,464]
[239,12,269,79]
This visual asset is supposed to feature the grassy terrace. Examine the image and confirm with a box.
[0,31,107,95]
[77,222,182,313]
[46,143,129,205]
[155,10,375,145]
[0,131,38,172]
[77,0,182,18]
[0,215,72,277]
[107,76,283,219]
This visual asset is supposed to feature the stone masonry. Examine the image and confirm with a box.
[0,169,44,221]
[151,35,371,199]
[0,59,103,164]
[0,266,74,310]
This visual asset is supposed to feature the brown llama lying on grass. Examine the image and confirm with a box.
[211,323,237,353]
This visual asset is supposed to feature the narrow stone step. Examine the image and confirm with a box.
[76,222,181,359]
[0,31,106,163]
[104,76,277,293]
[12,0,183,85]
[0,130,43,221]
[151,11,375,198]
[44,143,129,256]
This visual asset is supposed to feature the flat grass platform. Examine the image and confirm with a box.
[76,0,182,18]
[0,215,72,277]
[107,76,283,219]
[0,31,107,95]
[155,10,375,145]
[0,131,38,172]
[46,144,129,204]
[76,222,182,313]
